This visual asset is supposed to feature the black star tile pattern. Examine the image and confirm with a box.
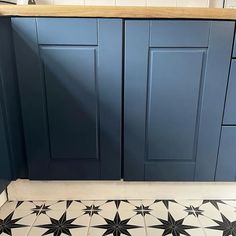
[36,212,85,236]
[0,212,26,236]
[134,204,152,216]
[194,199,236,236]
[206,213,236,236]
[185,206,204,217]
[1,199,236,235]
[83,204,102,216]
[93,211,141,236]
[31,204,51,216]
[149,212,198,236]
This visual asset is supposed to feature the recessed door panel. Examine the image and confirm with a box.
[41,47,98,160]
[147,49,205,161]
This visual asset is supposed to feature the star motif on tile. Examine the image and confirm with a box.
[207,213,236,236]
[134,205,152,216]
[31,204,51,216]
[0,212,26,236]
[185,206,204,217]
[83,205,101,216]
[93,211,141,236]
[202,200,225,210]
[154,200,177,209]
[150,212,198,236]
[184,206,195,216]
[37,211,84,236]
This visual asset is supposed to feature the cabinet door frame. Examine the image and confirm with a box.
[124,20,234,181]
[12,17,122,180]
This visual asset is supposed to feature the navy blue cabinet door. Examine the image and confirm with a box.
[12,18,122,180]
[124,20,234,181]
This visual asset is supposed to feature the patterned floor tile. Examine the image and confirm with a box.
[29,208,91,236]
[40,200,94,212]
[66,200,94,213]
[88,200,146,236]
[0,201,41,236]
[143,200,205,236]
[0,201,46,213]
[194,200,236,236]
[2,199,236,236]
[223,200,236,208]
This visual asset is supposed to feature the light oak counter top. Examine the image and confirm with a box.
[0,5,236,19]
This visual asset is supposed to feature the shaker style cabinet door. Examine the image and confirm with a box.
[124,20,234,181]
[12,18,122,180]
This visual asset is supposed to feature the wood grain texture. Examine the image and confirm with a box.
[1,5,236,19]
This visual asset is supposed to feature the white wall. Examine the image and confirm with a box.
[35,0,224,7]
[225,0,236,7]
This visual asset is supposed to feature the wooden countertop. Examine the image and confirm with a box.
[1,5,236,19]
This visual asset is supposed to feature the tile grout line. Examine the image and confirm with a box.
[26,202,45,236]
[141,200,149,236]
[86,200,95,236]
[190,205,207,236]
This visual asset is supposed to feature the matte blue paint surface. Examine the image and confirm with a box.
[0,18,26,193]
[147,48,204,161]
[37,18,97,45]
[224,60,236,125]
[124,20,234,181]
[9,17,236,181]
[216,127,236,181]
[0,91,11,194]
[41,46,98,159]
[13,18,122,180]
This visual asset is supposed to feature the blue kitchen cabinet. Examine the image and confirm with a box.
[0,18,26,192]
[0,19,11,193]
[12,18,122,180]
[215,126,236,181]
[0,90,11,193]
[124,20,234,181]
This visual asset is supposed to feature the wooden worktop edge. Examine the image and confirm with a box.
[0,5,236,19]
